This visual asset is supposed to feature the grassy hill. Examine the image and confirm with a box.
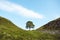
[37,18,60,30]
[36,18,60,40]
[0,16,26,40]
[0,16,60,40]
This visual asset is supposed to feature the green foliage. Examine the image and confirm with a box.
[26,21,35,30]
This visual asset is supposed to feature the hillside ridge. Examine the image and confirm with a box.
[37,18,60,30]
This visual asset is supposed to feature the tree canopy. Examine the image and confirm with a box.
[26,21,35,30]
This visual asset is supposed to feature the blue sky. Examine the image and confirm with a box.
[0,0,60,30]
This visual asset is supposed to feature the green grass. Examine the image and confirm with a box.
[0,30,59,40]
[0,16,60,40]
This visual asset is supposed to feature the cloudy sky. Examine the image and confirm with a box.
[0,0,60,30]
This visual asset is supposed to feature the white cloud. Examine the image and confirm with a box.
[0,1,44,19]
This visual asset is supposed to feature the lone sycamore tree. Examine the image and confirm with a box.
[26,21,35,30]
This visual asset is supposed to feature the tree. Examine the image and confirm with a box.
[26,21,35,30]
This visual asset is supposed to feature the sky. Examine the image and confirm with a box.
[0,0,60,30]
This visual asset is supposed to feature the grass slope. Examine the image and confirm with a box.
[37,18,60,30]
[0,16,60,40]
